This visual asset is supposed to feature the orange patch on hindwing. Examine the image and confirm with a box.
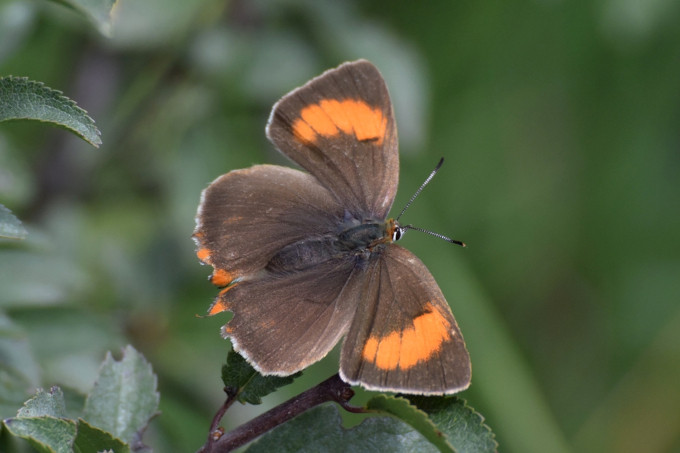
[197,248,211,262]
[361,303,452,371]
[292,99,386,145]
[211,269,233,287]
[208,284,238,315]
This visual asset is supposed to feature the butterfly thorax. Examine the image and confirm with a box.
[265,219,398,275]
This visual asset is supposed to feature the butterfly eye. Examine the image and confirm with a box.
[392,228,403,242]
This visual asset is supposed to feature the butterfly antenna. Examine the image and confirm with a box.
[402,225,466,247]
[396,157,445,221]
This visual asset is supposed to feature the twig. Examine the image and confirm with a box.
[200,374,364,453]
[198,387,239,453]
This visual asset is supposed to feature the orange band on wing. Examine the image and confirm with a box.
[292,99,386,145]
[208,285,238,315]
[361,303,452,371]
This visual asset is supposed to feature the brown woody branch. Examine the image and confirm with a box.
[197,374,364,453]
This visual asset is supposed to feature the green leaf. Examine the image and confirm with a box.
[406,396,498,453]
[47,0,117,37]
[0,251,89,308]
[0,204,26,239]
[83,346,159,447]
[242,395,497,453]
[3,417,77,453]
[0,313,41,414]
[0,76,101,147]
[244,404,438,453]
[221,350,301,405]
[74,419,130,453]
[365,395,454,453]
[18,387,67,419]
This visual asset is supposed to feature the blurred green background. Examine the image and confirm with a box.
[1,0,680,451]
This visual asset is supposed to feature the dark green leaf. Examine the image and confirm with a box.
[83,346,159,447]
[244,404,438,453]
[74,419,130,453]
[0,204,26,239]
[242,394,497,453]
[47,0,116,37]
[18,387,67,419]
[0,76,101,147]
[3,416,77,453]
[365,395,454,453]
[221,350,301,405]
[406,396,498,453]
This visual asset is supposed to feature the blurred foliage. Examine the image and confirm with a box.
[0,204,27,238]
[0,0,679,452]
[3,347,158,453]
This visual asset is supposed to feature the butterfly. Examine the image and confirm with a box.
[193,60,470,394]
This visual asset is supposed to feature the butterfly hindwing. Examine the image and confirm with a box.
[340,245,471,395]
[216,257,365,375]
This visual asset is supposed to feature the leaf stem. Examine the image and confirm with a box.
[199,387,239,453]
[199,374,364,453]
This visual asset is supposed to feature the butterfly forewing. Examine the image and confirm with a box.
[266,60,399,221]
[193,165,344,287]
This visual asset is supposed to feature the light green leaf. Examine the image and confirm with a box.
[18,387,67,419]
[0,204,26,239]
[0,312,41,400]
[83,346,159,446]
[365,395,454,453]
[74,419,130,453]
[244,404,437,453]
[0,251,89,307]
[3,416,77,453]
[0,76,101,147]
[221,350,301,405]
[0,2,37,63]
[406,396,498,453]
[47,0,117,37]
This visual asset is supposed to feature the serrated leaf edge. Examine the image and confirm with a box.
[76,418,131,452]
[83,346,160,447]
[0,75,102,146]
[365,394,455,453]
[222,351,301,405]
[455,398,498,451]
[16,387,67,418]
[2,415,78,452]
[407,396,499,452]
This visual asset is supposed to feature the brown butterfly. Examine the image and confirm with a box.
[193,60,470,394]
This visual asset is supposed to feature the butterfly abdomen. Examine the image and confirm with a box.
[265,237,339,274]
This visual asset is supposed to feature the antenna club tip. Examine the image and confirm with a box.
[461,242,467,248]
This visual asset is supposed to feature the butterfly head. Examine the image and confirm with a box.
[386,218,405,243]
